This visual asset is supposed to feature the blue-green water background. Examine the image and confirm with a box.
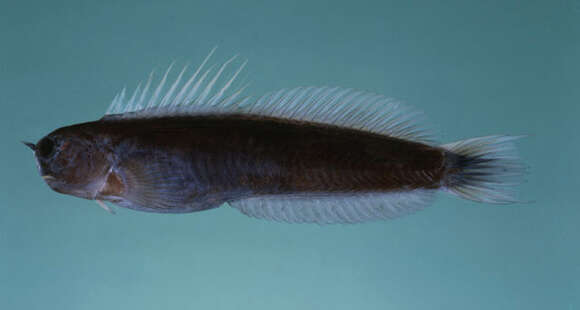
[1,1,578,309]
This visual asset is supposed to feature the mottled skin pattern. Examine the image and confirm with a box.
[33,114,447,213]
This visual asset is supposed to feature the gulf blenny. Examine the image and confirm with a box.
[24,49,526,224]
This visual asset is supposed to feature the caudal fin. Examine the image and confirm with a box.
[441,135,526,204]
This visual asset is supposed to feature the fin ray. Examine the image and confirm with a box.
[104,52,431,143]
[229,190,435,224]
[441,135,526,204]
[102,157,223,213]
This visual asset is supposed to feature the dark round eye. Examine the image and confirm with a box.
[37,138,56,158]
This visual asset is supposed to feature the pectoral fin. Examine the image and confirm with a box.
[101,158,222,214]
[96,200,116,215]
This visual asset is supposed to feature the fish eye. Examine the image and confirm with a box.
[37,137,56,158]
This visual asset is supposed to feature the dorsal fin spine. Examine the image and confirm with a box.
[136,71,154,110]
[185,65,214,105]
[209,59,247,107]
[147,63,173,109]
[160,65,188,107]
[104,52,432,144]
[198,56,235,105]
[126,82,141,112]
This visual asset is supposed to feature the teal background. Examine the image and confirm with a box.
[1,0,578,309]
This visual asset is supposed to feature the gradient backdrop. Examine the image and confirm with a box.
[1,0,578,309]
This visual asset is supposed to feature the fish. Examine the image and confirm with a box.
[24,50,526,224]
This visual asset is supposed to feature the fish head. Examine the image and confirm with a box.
[26,126,112,200]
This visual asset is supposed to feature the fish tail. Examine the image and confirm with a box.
[441,135,527,204]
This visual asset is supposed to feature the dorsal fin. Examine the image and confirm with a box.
[238,87,432,144]
[103,47,248,119]
[103,51,432,144]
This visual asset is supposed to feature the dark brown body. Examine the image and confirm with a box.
[47,114,447,213]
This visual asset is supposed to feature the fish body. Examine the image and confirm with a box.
[26,52,525,224]
[48,114,445,213]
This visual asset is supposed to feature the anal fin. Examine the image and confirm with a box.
[229,190,435,224]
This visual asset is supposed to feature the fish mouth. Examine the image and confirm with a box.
[42,175,56,181]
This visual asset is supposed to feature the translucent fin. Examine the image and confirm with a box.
[96,200,116,215]
[102,49,431,143]
[103,47,248,119]
[105,85,431,144]
[229,190,435,224]
[239,87,432,143]
[107,158,223,214]
[441,135,526,204]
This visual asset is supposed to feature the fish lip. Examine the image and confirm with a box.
[41,175,56,181]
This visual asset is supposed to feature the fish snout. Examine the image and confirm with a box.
[22,141,36,152]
